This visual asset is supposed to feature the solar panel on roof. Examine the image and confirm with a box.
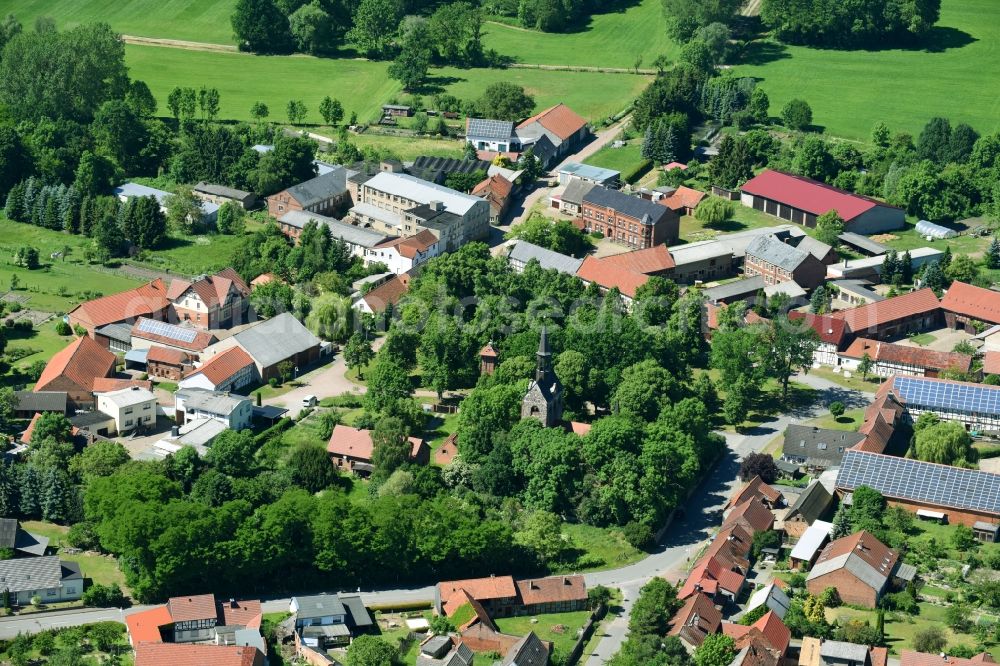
[137,318,198,344]
[893,376,1000,417]
[837,450,1000,515]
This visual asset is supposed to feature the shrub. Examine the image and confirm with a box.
[55,320,71,336]
[913,626,947,653]
[82,583,127,608]
[695,197,735,224]
[67,522,100,550]
[820,587,841,608]
[268,377,279,387]
[623,521,654,550]
[73,324,87,336]
[829,401,845,418]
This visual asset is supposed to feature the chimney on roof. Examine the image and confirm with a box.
[563,577,570,585]
[230,598,238,608]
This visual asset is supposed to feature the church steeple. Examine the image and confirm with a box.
[536,326,552,381]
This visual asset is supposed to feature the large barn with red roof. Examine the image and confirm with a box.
[740,170,904,234]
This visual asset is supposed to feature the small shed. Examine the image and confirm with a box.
[915,219,957,239]
[382,104,412,118]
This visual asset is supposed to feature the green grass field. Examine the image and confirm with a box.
[482,0,678,69]
[20,521,128,590]
[494,610,593,656]
[126,45,648,125]
[133,232,245,275]
[16,0,237,43]
[733,0,1000,140]
[125,45,399,125]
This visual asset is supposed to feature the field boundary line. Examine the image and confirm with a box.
[122,35,238,52]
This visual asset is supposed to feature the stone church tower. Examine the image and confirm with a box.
[521,327,563,427]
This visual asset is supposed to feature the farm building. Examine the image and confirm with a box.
[558,162,620,187]
[740,170,905,233]
[915,219,957,239]
[805,530,905,608]
[837,449,1000,531]
[940,281,1000,331]
[829,288,940,340]
[876,374,1000,430]
[839,338,973,378]
[826,247,943,280]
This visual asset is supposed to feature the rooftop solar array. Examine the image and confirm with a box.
[466,118,514,140]
[837,450,1000,515]
[893,376,1000,416]
[137,318,198,344]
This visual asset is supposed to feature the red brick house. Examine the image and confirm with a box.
[145,346,192,380]
[437,574,586,619]
[471,173,514,224]
[266,168,350,220]
[327,424,429,476]
[599,245,676,276]
[722,611,791,656]
[34,336,117,410]
[515,575,587,614]
[727,476,784,510]
[805,530,899,607]
[575,256,650,303]
[744,234,827,291]
[940,281,1000,332]
[581,186,679,249]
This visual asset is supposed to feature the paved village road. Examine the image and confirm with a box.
[0,371,869,642]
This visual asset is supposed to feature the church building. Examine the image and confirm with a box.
[521,327,563,427]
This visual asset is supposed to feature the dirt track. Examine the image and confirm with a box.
[122,35,238,52]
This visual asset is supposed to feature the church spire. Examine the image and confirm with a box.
[536,326,552,381]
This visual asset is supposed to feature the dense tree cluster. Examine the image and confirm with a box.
[761,0,941,47]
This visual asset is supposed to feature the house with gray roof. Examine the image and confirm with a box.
[838,232,888,257]
[114,182,219,225]
[0,555,82,605]
[278,210,391,260]
[581,185,679,248]
[289,593,373,649]
[502,632,549,666]
[193,182,256,209]
[744,234,826,290]
[782,425,865,471]
[554,179,596,216]
[267,168,350,224]
[418,636,474,666]
[831,280,885,306]
[506,241,583,275]
[703,276,767,305]
[784,479,835,526]
[0,518,49,557]
[175,388,253,431]
[793,235,838,264]
[206,312,323,383]
[13,391,67,418]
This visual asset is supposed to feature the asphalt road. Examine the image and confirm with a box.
[0,371,869,646]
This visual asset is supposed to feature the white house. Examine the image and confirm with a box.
[0,556,83,606]
[174,387,252,430]
[465,118,518,153]
[95,386,157,434]
[113,182,219,225]
[178,346,258,393]
[365,229,440,274]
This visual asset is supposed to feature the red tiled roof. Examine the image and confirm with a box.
[362,274,411,312]
[741,170,899,222]
[515,575,587,606]
[134,643,262,666]
[679,553,746,599]
[217,598,263,629]
[813,530,898,587]
[668,592,722,647]
[788,312,851,348]
[472,173,514,204]
[68,279,169,330]
[435,433,459,466]
[855,411,895,454]
[830,288,940,332]
[664,162,688,171]
[250,273,277,287]
[131,317,216,352]
[727,629,783,666]
[517,103,587,141]
[477,150,520,163]
[901,651,996,666]
[168,593,218,623]
[600,245,676,274]
[146,346,190,366]
[480,343,498,358]
[751,611,790,654]
[842,338,972,373]
[184,347,255,385]
[91,378,152,393]
[727,476,783,509]
[327,424,424,463]
[569,421,592,436]
[871,647,890,666]
[576,256,649,299]
[126,605,173,645]
[374,230,439,259]
[940,281,1000,325]
[35,336,116,394]
[438,575,517,616]
[723,496,774,534]
[660,186,706,212]
[985,351,1000,376]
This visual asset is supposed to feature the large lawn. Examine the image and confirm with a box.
[12,0,237,42]
[732,0,1000,140]
[126,44,648,125]
[494,610,593,657]
[126,45,400,125]
[20,521,128,591]
[482,0,678,69]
